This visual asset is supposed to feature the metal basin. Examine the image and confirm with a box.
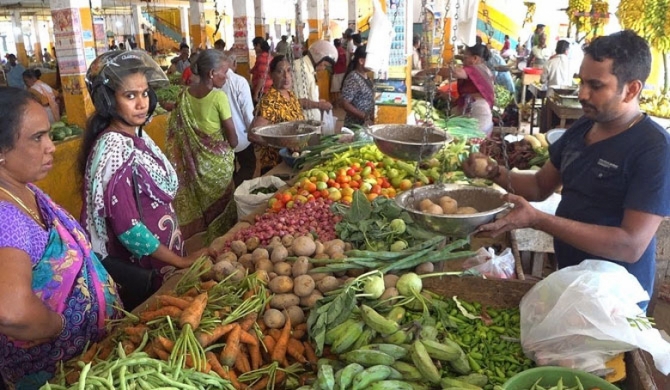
[251,120,321,150]
[395,184,509,237]
[367,124,452,161]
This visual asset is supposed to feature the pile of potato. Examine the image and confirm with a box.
[418,196,479,215]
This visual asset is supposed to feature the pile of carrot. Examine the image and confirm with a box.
[53,270,319,390]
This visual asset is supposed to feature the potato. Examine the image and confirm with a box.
[270,293,300,310]
[456,206,479,214]
[439,196,458,214]
[268,272,278,280]
[323,239,345,254]
[285,305,305,325]
[273,262,292,276]
[230,264,246,283]
[245,236,261,252]
[292,236,316,257]
[384,274,399,288]
[216,251,237,264]
[426,204,444,215]
[313,253,330,260]
[230,240,247,258]
[419,198,436,212]
[292,257,310,277]
[415,262,434,275]
[270,245,289,263]
[213,260,235,277]
[316,276,340,294]
[255,269,270,283]
[281,234,295,247]
[269,275,294,294]
[238,253,252,264]
[209,236,227,256]
[344,242,353,251]
[299,290,323,308]
[199,257,215,281]
[293,274,315,297]
[314,241,325,255]
[263,308,286,329]
[310,272,330,282]
[380,287,399,301]
[252,248,269,262]
[256,258,274,273]
[238,256,255,272]
[346,268,366,278]
[269,236,283,247]
[330,252,346,260]
[473,157,490,177]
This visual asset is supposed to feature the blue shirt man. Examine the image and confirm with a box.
[5,54,25,89]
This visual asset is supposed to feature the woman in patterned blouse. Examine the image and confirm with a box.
[341,45,375,127]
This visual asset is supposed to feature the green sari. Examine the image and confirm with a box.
[167,89,236,243]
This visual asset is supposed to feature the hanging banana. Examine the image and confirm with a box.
[567,0,593,34]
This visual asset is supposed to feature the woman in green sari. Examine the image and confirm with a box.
[167,50,238,243]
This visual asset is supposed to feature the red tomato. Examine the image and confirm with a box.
[347,168,356,176]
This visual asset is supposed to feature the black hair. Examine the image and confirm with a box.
[345,45,367,80]
[413,35,421,46]
[555,40,570,55]
[179,43,190,50]
[466,43,490,62]
[504,35,509,40]
[281,35,288,40]
[269,55,288,73]
[252,37,264,46]
[260,41,271,53]
[0,87,38,152]
[584,30,651,91]
[352,34,362,45]
[214,39,226,49]
[475,36,483,45]
[22,68,42,79]
[191,49,225,77]
[334,39,341,47]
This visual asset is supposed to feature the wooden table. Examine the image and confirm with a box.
[527,84,547,135]
[518,72,542,132]
[546,97,583,129]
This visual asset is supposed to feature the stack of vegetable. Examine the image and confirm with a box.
[50,120,84,142]
[479,133,549,170]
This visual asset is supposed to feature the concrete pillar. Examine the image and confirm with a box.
[131,5,145,50]
[232,0,255,80]
[51,0,96,128]
[30,16,41,62]
[189,1,206,49]
[253,0,265,38]
[11,11,28,66]
[295,0,306,46]
[180,6,190,47]
[306,0,323,44]
[348,0,357,32]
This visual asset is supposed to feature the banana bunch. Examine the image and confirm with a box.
[567,0,593,33]
[590,0,609,32]
[616,0,646,34]
[641,92,670,119]
[523,2,537,26]
[523,133,548,152]
[617,0,670,52]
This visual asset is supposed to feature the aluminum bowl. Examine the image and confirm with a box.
[251,120,321,150]
[395,184,509,237]
[367,124,452,161]
[549,85,578,96]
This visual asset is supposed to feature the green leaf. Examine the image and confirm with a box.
[348,191,372,223]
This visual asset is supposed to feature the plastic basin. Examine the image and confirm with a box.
[503,367,620,390]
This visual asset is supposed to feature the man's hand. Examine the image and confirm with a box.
[475,194,539,237]
[462,152,499,179]
[317,100,333,111]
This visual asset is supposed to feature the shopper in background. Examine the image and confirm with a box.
[292,39,337,121]
[219,52,256,186]
[250,55,305,174]
[542,40,572,88]
[150,39,159,56]
[251,37,273,104]
[412,35,422,71]
[330,38,347,108]
[167,45,191,75]
[22,69,60,124]
[214,39,226,51]
[274,35,290,57]
[465,30,670,310]
[341,45,375,127]
[167,49,238,244]
[0,87,121,389]
[531,34,551,68]
[4,54,25,89]
[80,51,202,306]
[42,48,52,64]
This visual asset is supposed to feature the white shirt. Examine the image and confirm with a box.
[541,54,572,87]
[220,69,254,152]
[292,56,321,122]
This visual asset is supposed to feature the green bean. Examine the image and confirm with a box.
[379,246,436,273]
[77,363,91,390]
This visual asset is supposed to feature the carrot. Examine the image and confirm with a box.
[294,323,307,332]
[139,306,182,322]
[200,280,218,291]
[271,314,291,363]
[196,323,236,347]
[248,333,262,370]
[207,351,244,389]
[239,312,258,331]
[185,354,211,373]
[65,369,80,385]
[156,295,192,310]
[234,345,251,373]
[80,342,98,363]
[303,341,318,366]
[268,328,281,341]
[291,328,306,340]
[154,347,170,361]
[142,342,158,359]
[97,341,114,360]
[239,330,259,346]
[250,370,285,390]
[123,324,149,337]
[155,336,175,352]
[263,334,276,355]
[257,320,267,333]
[179,292,208,330]
[220,324,242,367]
[287,338,307,363]
[229,369,245,390]
[121,339,136,355]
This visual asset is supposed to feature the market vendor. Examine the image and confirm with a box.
[464,30,670,309]
[0,87,121,388]
[292,39,337,122]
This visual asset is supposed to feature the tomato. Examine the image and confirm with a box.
[315,181,328,191]
[362,166,372,177]
[327,179,337,187]
[337,175,351,184]
[274,192,283,200]
[371,184,382,195]
[381,179,391,189]
[271,200,284,211]
[268,198,278,207]
[328,190,342,201]
[294,195,308,204]
[399,179,413,191]
[281,192,293,203]
[376,177,384,186]
[337,168,348,177]
[386,187,397,197]
[350,180,360,189]
[387,168,400,179]
[352,174,362,181]
[286,200,295,209]
[341,187,354,197]
[328,171,337,180]
[299,189,310,197]
[341,183,351,190]
[304,182,317,193]
[342,195,353,203]
[352,162,361,169]
[331,182,341,189]
[367,193,379,201]
[320,189,330,198]
[347,168,356,176]
[365,161,375,168]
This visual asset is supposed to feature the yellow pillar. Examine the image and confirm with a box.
[51,0,96,129]
[254,0,265,39]
[189,0,206,49]
[11,11,28,66]
[306,0,324,45]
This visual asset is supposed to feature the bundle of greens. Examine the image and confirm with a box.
[156,85,182,104]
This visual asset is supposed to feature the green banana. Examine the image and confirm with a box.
[318,364,335,390]
[387,307,406,323]
[318,358,346,373]
[441,377,482,390]
[421,339,461,361]
[360,305,401,335]
[387,367,404,380]
[391,361,424,381]
[352,365,392,390]
[410,341,441,384]
[326,319,360,345]
[351,328,376,351]
[368,380,416,390]
[338,363,365,390]
[341,349,396,367]
[331,321,365,354]
[456,373,488,387]
[448,351,472,375]
[383,329,411,345]
[334,368,344,390]
[360,344,408,360]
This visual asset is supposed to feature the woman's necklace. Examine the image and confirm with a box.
[0,186,46,229]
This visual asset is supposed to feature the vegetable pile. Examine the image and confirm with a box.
[156,85,182,104]
[479,133,549,170]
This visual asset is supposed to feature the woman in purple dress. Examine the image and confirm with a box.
[79,51,204,308]
[0,87,121,389]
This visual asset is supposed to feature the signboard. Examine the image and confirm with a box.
[52,8,86,75]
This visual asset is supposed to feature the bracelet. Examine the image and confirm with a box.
[57,313,66,337]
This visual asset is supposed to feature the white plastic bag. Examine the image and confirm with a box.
[463,247,516,279]
[520,260,670,375]
[364,0,394,74]
[322,110,336,136]
[233,176,286,220]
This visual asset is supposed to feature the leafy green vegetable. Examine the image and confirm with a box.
[156,85,182,103]
[250,185,278,195]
